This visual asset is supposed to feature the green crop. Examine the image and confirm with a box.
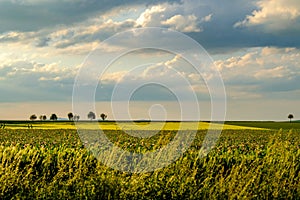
[0,128,300,199]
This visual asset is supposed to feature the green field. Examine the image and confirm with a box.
[2,120,299,130]
[0,121,300,199]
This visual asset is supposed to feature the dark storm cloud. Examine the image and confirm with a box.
[185,0,300,52]
[2,0,300,51]
[0,0,180,33]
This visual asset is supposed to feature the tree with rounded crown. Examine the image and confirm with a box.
[30,114,37,121]
[100,113,107,121]
[87,111,96,120]
[74,115,80,121]
[288,114,294,123]
[39,115,47,121]
[50,114,58,121]
[68,112,74,121]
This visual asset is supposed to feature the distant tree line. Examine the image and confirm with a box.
[25,112,298,123]
[28,112,107,121]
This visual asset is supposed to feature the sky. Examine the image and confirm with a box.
[0,0,300,121]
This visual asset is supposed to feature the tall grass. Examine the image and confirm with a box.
[0,129,299,199]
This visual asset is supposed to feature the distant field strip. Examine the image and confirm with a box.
[1,121,267,130]
[97,122,267,130]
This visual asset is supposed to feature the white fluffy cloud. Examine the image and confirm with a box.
[254,66,292,79]
[215,47,300,99]
[235,0,300,32]
[162,14,201,32]
[136,2,212,32]
[0,57,77,87]
[216,47,300,72]
[95,53,210,101]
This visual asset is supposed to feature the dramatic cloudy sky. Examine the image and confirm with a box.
[0,0,300,120]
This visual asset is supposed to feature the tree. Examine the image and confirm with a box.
[288,114,294,123]
[68,112,74,121]
[100,113,107,121]
[50,114,58,121]
[87,111,96,120]
[74,115,80,121]
[39,115,47,121]
[30,114,37,121]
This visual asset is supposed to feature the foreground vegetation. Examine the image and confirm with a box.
[0,126,300,199]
